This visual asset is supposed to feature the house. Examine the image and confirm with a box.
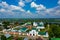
[33,22,37,26]
[5,22,49,37]
[0,22,3,25]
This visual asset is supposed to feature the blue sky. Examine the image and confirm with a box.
[0,0,60,18]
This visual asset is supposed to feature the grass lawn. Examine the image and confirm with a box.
[51,38,60,40]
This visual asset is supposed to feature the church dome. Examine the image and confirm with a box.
[39,22,44,26]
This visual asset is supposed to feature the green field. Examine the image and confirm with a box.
[51,38,60,40]
[0,18,60,23]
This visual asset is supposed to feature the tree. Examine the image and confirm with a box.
[0,27,3,31]
[7,36,13,40]
[1,35,7,40]
[48,24,60,38]
[14,22,19,26]
[2,21,10,29]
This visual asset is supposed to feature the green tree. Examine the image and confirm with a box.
[0,27,3,31]
[14,22,19,26]
[7,36,13,40]
[48,24,60,38]
[2,21,10,29]
[1,35,7,40]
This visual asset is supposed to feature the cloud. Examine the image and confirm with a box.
[0,2,8,8]
[2,2,8,6]
[0,9,6,12]
[0,1,26,18]
[31,2,37,7]
[10,5,20,10]
[0,1,25,11]
[45,6,60,16]
[19,1,25,7]
[0,1,60,18]
[10,5,25,12]
[20,0,35,3]
[58,0,60,4]
[25,0,32,3]
[29,1,60,17]
[35,5,60,17]
[27,10,31,13]
[31,2,46,10]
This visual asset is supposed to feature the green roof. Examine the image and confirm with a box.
[38,24,44,27]
[27,22,31,24]
[38,32,46,35]
[38,22,44,27]
[32,28,36,30]
[20,27,27,32]
[26,29,31,32]
[36,29,38,31]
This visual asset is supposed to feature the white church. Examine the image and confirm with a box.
[28,22,48,37]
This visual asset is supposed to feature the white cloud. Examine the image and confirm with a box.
[27,10,31,13]
[10,5,25,12]
[45,6,60,16]
[26,10,32,15]
[10,5,20,10]
[0,1,60,18]
[36,4,46,10]
[0,1,26,16]
[0,9,6,12]
[19,1,25,7]
[31,2,37,7]
[25,0,32,3]
[58,0,60,4]
[19,0,36,3]
[2,2,8,6]
[0,2,8,8]
[35,5,60,17]
[31,2,46,10]
[0,2,25,11]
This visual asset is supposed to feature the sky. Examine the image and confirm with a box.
[0,0,60,18]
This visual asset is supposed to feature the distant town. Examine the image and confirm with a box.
[0,18,60,40]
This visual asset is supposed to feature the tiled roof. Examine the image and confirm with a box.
[38,32,46,35]
[20,27,27,32]
[27,22,31,24]
[32,28,36,30]
[38,22,44,26]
